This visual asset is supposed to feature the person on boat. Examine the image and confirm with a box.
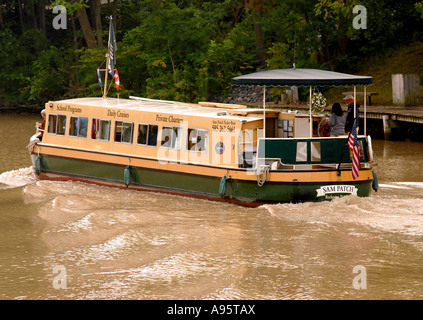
[344,94,360,133]
[35,109,46,140]
[328,102,346,136]
[196,136,204,151]
[161,135,171,148]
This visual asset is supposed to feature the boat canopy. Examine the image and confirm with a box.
[231,68,373,87]
[230,68,373,138]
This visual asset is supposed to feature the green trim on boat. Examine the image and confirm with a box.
[37,154,373,204]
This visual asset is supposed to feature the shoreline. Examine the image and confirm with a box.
[0,104,43,114]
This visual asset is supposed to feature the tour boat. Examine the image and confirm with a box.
[27,67,378,206]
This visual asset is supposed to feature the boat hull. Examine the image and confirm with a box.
[32,152,373,207]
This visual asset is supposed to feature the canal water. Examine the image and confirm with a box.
[0,113,423,300]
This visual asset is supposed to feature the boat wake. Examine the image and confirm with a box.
[0,167,37,189]
[263,185,423,237]
[15,175,423,299]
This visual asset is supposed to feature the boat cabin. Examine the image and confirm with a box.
[40,97,342,173]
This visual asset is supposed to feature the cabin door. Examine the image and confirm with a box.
[265,118,277,138]
[294,118,310,137]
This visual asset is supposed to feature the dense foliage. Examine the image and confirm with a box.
[0,0,422,105]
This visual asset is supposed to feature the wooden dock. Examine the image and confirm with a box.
[358,105,423,124]
[253,102,423,124]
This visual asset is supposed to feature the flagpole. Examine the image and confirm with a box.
[353,86,357,120]
[103,53,109,99]
[337,129,353,176]
[103,16,115,99]
[101,16,118,98]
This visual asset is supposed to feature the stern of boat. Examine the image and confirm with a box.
[230,135,377,203]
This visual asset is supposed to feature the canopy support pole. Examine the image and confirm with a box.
[263,85,266,138]
[309,86,312,137]
[354,86,357,119]
[364,86,367,135]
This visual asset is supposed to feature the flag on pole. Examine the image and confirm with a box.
[107,17,117,77]
[113,69,120,89]
[97,69,102,89]
[348,119,361,179]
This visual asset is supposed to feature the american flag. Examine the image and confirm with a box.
[107,17,117,77]
[348,120,361,179]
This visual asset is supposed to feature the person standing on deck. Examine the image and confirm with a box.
[328,103,346,136]
[35,109,46,140]
[344,94,360,133]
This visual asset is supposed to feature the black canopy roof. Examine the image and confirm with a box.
[231,68,373,87]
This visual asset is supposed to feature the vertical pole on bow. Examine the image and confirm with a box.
[103,54,109,99]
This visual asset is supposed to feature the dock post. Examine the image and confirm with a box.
[392,74,419,106]
[382,115,391,139]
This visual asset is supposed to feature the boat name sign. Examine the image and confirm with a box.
[57,104,82,114]
[107,109,130,118]
[316,185,358,198]
[156,114,184,124]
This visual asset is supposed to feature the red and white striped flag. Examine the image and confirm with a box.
[114,69,120,89]
[348,120,357,151]
[349,120,361,179]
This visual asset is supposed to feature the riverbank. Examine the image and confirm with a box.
[0,103,43,114]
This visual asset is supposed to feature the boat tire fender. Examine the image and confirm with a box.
[219,176,227,196]
[35,156,42,175]
[372,171,379,192]
[124,166,131,187]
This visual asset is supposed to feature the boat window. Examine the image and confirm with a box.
[137,124,158,147]
[69,116,88,138]
[47,114,66,135]
[160,126,181,149]
[114,121,134,144]
[296,142,307,162]
[91,118,111,141]
[311,142,321,162]
[278,119,294,138]
[187,128,208,152]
